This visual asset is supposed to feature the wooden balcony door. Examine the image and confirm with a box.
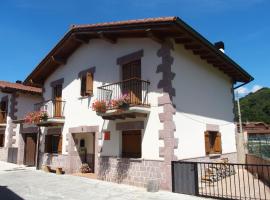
[122,60,142,105]
[53,84,62,118]
[24,133,37,166]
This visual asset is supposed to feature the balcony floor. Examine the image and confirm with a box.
[98,106,150,120]
[36,118,65,127]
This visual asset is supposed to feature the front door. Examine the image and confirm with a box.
[24,133,37,166]
[53,84,62,118]
[122,60,142,105]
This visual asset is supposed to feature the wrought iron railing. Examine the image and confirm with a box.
[172,161,270,200]
[34,99,66,118]
[97,78,150,109]
[0,111,7,123]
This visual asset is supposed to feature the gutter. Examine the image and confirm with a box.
[233,77,254,90]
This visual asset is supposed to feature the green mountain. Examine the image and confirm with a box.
[236,87,270,124]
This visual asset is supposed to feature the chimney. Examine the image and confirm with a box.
[16,80,22,84]
[214,41,225,53]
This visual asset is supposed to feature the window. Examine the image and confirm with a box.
[0,101,7,123]
[0,134,4,147]
[45,135,62,154]
[205,131,222,155]
[81,72,93,97]
[122,130,141,158]
[80,139,85,148]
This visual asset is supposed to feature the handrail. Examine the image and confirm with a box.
[97,78,150,89]
[34,99,66,106]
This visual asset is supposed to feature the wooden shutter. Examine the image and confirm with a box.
[57,135,62,154]
[214,132,222,153]
[85,72,93,95]
[122,130,141,158]
[204,132,210,155]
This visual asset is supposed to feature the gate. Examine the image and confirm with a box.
[172,161,270,200]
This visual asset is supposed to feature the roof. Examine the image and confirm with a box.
[0,81,42,94]
[239,122,270,134]
[24,16,254,85]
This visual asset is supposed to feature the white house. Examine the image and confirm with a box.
[0,81,42,164]
[18,17,253,190]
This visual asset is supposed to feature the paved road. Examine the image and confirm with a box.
[0,161,209,200]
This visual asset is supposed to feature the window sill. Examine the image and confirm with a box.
[208,153,221,159]
[78,95,93,100]
[116,157,143,162]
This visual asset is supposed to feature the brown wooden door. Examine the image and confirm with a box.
[53,84,62,117]
[24,133,37,166]
[122,60,142,105]
[122,130,141,158]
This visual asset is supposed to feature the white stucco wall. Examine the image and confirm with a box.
[0,92,11,148]
[172,42,236,160]
[41,38,236,161]
[43,38,163,160]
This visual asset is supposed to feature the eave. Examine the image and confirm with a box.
[24,17,253,85]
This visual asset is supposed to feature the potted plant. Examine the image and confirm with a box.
[92,100,107,113]
[111,94,130,110]
[24,111,48,124]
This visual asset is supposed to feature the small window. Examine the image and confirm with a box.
[122,130,141,158]
[81,72,93,97]
[80,139,85,148]
[0,101,7,123]
[45,135,62,154]
[205,131,222,155]
[0,134,4,147]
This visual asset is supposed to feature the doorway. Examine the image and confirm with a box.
[122,60,142,105]
[24,133,37,166]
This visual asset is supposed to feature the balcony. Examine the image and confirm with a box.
[96,78,150,120]
[0,111,7,127]
[34,99,66,126]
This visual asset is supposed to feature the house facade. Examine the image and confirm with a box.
[0,81,42,164]
[1,17,252,190]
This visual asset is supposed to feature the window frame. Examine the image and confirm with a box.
[121,130,142,158]
[45,134,62,154]
[80,72,93,97]
[204,131,222,155]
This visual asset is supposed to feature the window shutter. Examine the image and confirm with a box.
[85,72,93,95]
[214,132,222,153]
[204,132,210,155]
[57,135,62,154]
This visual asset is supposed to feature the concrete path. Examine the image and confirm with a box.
[0,161,211,200]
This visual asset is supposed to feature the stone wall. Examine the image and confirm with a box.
[0,148,8,161]
[98,156,166,189]
[39,152,95,174]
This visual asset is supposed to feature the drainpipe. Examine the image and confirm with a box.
[35,127,41,170]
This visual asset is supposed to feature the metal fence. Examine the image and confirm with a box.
[172,161,270,200]
[97,78,150,109]
[248,136,270,159]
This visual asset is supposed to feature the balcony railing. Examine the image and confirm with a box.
[0,111,7,124]
[97,78,150,109]
[34,99,66,119]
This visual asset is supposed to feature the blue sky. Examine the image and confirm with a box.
[0,0,269,96]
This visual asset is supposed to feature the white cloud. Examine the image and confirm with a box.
[235,84,263,97]
[251,85,263,93]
